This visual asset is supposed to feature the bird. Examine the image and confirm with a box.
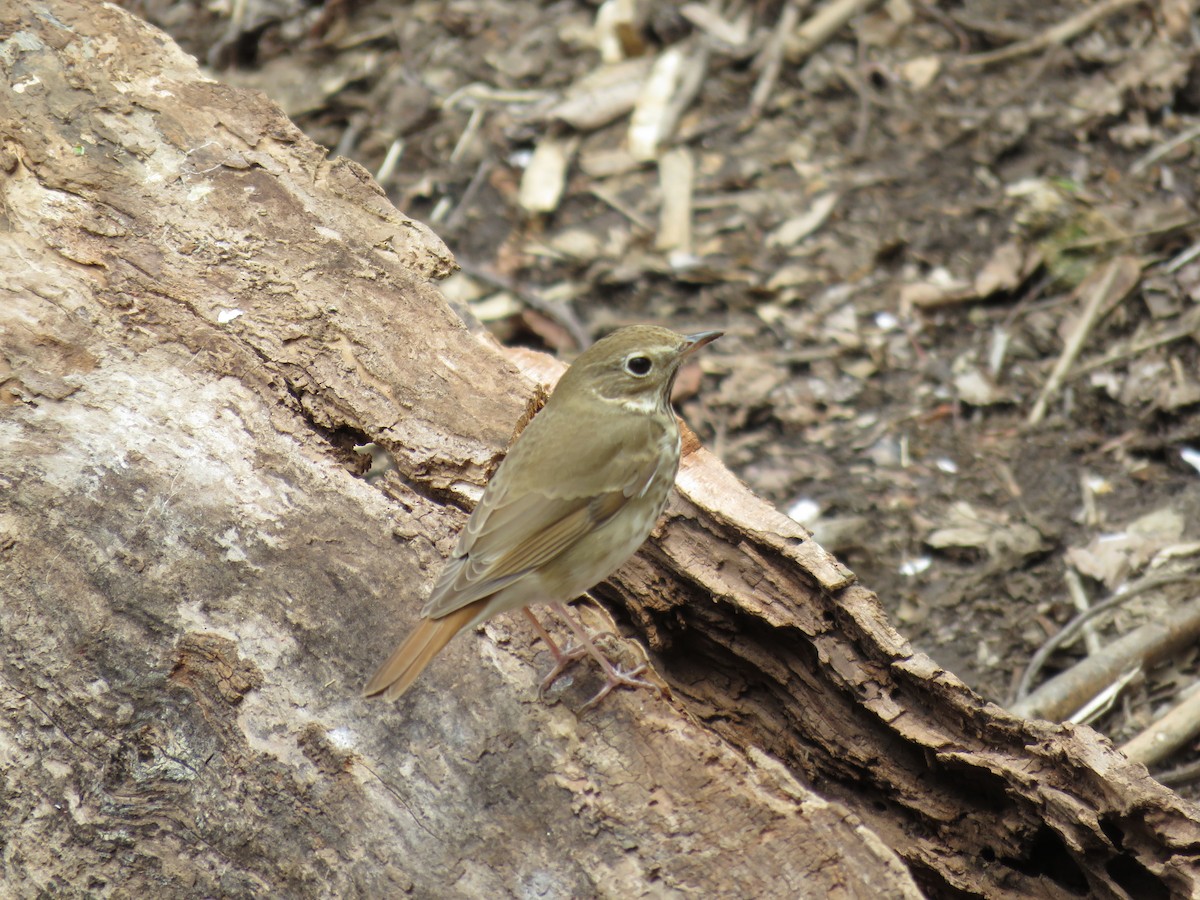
[362,325,721,709]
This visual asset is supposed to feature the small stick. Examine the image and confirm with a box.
[455,260,592,350]
[443,158,494,233]
[1156,756,1200,788]
[1131,122,1200,175]
[1069,305,1200,382]
[957,0,1146,69]
[1069,666,1140,725]
[375,138,405,187]
[589,183,654,233]
[1013,571,1199,704]
[448,105,485,167]
[1028,256,1140,425]
[1121,686,1200,768]
[1012,590,1200,722]
[747,0,802,121]
[785,0,885,63]
[1064,567,1101,656]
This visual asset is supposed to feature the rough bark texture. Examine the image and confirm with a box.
[2,3,1198,898]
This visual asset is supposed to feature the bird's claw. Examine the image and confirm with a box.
[535,603,665,709]
[536,643,589,698]
[535,631,619,698]
[578,662,660,710]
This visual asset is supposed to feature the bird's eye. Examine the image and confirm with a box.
[625,355,652,376]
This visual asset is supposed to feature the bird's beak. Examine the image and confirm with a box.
[681,331,722,356]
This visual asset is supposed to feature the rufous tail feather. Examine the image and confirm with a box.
[363,604,483,701]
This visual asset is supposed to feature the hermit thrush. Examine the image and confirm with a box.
[363,325,720,707]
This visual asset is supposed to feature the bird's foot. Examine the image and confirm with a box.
[546,602,667,709]
[536,643,589,698]
[534,630,624,698]
[578,659,662,711]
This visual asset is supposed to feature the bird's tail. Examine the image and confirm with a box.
[362,604,482,701]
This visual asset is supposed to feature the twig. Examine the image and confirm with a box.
[1069,665,1140,725]
[1012,573,1200,715]
[1130,122,1200,176]
[847,44,876,157]
[1121,686,1200,768]
[454,260,592,350]
[443,158,494,234]
[589,184,654,233]
[1055,218,1197,253]
[335,113,367,159]
[957,0,1147,69]
[1068,304,1200,382]
[1013,571,1200,703]
[747,0,802,121]
[785,0,885,63]
[1028,256,1141,425]
[1166,240,1200,273]
[1064,567,1101,656]
[375,138,405,187]
[448,105,485,168]
[1155,756,1200,788]
[1013,595,1200,722]
[913,1,971,53]
[947,11,1031,44]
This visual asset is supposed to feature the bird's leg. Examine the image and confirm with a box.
[549,602,664,710]
[548,607,617,653]
[522,608,589,697]
[525,603,618,697]
[522,607,567,658]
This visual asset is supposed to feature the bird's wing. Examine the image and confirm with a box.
[420,413,665,619]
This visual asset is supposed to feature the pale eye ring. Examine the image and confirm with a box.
[625,355,653,376]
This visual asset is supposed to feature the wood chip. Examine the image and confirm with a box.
[898,55,941,90]
[680,3,752,48]
[518,134,580,214]
[594,0,646,63]
[628,46,685,161]
[656,147,694,258]
[766,192,839,248]
[550,56,654,131]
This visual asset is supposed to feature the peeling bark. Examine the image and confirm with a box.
[2,3,1198,898]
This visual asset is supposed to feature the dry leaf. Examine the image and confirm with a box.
[974,241,1027,297]
[1066,507,1186,588]
[926,502,1045,563]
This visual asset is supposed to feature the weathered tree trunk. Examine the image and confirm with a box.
[2,3,1197,897]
